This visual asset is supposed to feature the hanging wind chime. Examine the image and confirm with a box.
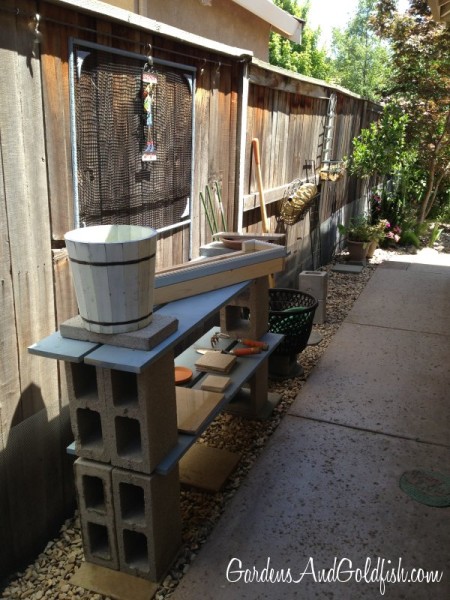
[141,47,158,162]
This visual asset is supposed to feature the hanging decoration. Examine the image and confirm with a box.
[319,160,345,182]
[141,48,158,162]
[278,180,318,226]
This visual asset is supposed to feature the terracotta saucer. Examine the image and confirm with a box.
[175,366,193,384]
[219,236,242,250]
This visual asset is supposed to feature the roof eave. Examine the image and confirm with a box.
[231,0,304,43]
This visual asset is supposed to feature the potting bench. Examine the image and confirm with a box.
[28,277,283,587]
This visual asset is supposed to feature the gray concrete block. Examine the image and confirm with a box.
[298,270,328,301]
[60,313,179,351]
[102,352,178,474]
[313,298,326,324]
[112,466,182,582]
[65,363,110,463]
[220,277,269,341]
[74,458,119,571]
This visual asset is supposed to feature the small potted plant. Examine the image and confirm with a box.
[366,218,390,258]
[338,215,373,261]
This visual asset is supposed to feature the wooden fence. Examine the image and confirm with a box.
[0,0,379,578]
[242,60,379,279]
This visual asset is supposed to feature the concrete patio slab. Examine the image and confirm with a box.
[171,417,450,600]
[289,322,450,446]
[169,255,450,600]
[345,263,450,334]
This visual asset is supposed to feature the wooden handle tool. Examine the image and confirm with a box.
[252,138,269,234]
[252,137,275,287]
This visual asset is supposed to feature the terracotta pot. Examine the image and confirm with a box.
[366,240,378,259]
[346,240,368,262]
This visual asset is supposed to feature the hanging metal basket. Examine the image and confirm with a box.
[319,160,345,182]
[278,180,318,225]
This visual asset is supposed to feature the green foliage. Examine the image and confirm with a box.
[372,0,450,223]
[399,228,421,248]
[338,214,391,243]
[338,215,373,242]
[329,0,392,100]
[348,104,414,179]
[269,1,330,80]
[199,182,227,235]
[428,222,444,247]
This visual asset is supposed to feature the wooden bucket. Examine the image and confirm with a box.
[64,225,158,334]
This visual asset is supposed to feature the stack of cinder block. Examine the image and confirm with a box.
[65,353,181,582]
[298,270,328,324]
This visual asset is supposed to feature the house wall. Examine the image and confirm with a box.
[107,0,271,60]
[0,0,379,579]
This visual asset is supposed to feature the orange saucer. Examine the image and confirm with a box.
[175,366,193,385]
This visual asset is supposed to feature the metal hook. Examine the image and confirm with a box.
[199,59,206,76]
[32,13,42,56]
[146,43,153,69]
[216,61,221,74]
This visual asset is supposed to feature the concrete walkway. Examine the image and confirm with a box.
[170,252,450,600]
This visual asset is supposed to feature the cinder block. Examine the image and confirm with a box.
[74,458,119,571]
[298,271,328,324]
[101,352,178,474]
[298,270,328,301]
[220,276,269,340]
[65,362,110,463]
[313,299,326,324]
[112,466,182,581]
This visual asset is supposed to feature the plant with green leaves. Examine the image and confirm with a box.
[338,215,374,243]
[348,102,425,237]
[348,104,413,181]
[329,0,392,101]
[269,0,330,80]
[339,214,393,246]
[372,0,450,224]
[200,181,227,236]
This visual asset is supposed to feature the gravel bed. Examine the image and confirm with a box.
[2,237,448,600]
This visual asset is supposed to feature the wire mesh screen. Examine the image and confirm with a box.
[73,44,193,230]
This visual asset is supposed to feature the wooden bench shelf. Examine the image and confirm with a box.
[28,277,283,581]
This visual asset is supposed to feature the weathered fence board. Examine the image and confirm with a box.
[0,2,69,576]
[40,3,77,239]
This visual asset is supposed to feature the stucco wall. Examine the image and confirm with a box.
[106,0,270,59]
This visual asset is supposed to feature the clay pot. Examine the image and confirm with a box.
[346,240,368,262]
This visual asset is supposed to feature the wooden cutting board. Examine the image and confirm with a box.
[195,351,236,374]
[200,374,231,393]
[176,387,224,434]
[179,444,241,492]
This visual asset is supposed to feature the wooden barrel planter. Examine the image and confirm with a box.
[65,225,158,334]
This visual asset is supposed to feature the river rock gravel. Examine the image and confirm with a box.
[2,235,448,600]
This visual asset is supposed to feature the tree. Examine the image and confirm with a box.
[329,0,392,100]
[372,0,450,223]
[348,104,422,236]
[269,1,330,80]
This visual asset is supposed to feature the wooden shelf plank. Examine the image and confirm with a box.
[176,387,224,434]
[30,282,251,370]
[155,434,196,475]
[154,329,284,473]
[28,331,100,362]
[83,282,251,373]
